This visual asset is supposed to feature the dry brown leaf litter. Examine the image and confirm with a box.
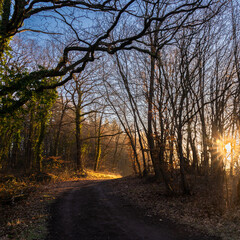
[108,176,240,240]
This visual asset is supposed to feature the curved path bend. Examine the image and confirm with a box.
[46,179,218,240]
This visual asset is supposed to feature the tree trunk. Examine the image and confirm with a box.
[177,128,191,195]
[75,109,84,172]
[53,103,67,156]
[35,120,46,172]
[94,112,104,171]
[147,49,161,179]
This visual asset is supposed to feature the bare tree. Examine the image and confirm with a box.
[0,0,222,114]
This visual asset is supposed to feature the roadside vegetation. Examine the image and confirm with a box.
[0,169,120,240]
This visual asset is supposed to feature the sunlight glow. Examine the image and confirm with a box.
[214,137,237,169]
[215,138,232,159]
[225,143,231,153]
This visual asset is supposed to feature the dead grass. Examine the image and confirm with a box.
[46,168,122,182]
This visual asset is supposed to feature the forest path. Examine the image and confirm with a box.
[46,179,215,240]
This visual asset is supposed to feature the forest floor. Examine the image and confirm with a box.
[0,170,120,240]
[0,173,240,240]
[111,176,240,240]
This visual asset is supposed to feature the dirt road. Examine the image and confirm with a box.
[46,179,218,240]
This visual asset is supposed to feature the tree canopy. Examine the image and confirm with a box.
[0,0,222,114]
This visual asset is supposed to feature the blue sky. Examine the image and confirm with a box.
[19,7,96,44]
